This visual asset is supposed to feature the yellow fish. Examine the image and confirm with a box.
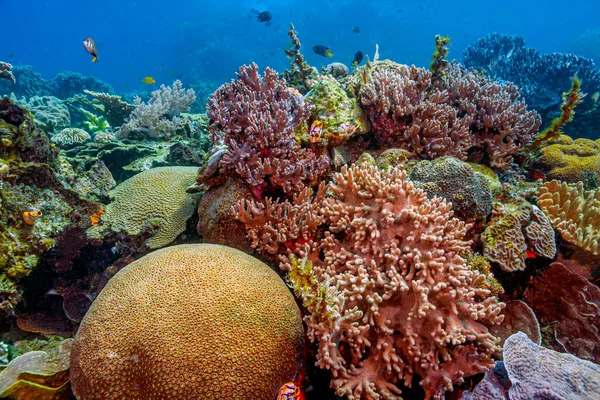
[142,76,156,84]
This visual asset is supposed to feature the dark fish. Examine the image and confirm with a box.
[313,45,334,57]
[83,36,98,63]
[352,51,363,67]
[351,26,360,33]
[7,54,14,59]
[256,11,272,23]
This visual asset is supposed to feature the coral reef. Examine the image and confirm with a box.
[70,244,304,399]
[71,160,116,202]
[282,23,317,93]
[205,63,330,194]
[537,180,600,256]
[323,62,349,78]
[464,332,600,400]
[482,200,556,272]
[87,166,198,249]
[489,300,540,356]
[409,157,492,220]
[117,80,195,139]
[53,71,112,99]
[360,61,539,169]
[79,108,109,133]
[523,262,600,363]
[13,95,71,133]
[463,33,600,132]
[51,128,91,148]
[0,338,73,399]
[234,164,504,399]
[528,135,600,188]
[0,62,15,83]
[83,89,134,127]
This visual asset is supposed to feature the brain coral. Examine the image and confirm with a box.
[98,166,198,249]
[70,244,304,400]
[51,128,91,147]
[409,156,492,220]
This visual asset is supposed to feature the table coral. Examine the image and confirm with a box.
[523,262,600,363]
[88,166,198,249]
[13,95,71,133]
[70,244,304,400]
[537,180,600,256]
[409,157,492,220]
[235,163,504,400]
[205,63,330,194]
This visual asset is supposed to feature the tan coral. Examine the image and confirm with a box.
[70,244,304,400]
[95,166,198,249]
[537,180,600,256]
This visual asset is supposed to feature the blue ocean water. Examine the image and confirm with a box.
[2,0,599,92]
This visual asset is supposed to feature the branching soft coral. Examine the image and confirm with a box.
[117,80,195,139]
[206,63,330,194]
[360,61,540,169]
[234,163,504,400]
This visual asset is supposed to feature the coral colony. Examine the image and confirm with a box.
[0,29,600,400]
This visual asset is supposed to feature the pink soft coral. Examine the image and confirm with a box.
[234,163,504,399]
[206,63,330,193]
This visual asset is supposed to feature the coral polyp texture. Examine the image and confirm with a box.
[51,128,91,147]
[537,180,600,256]
[360,61,540,169]
[234,163,504,400]
[206,62,330,193]
[70,244,304,400]
[87,166,198,249]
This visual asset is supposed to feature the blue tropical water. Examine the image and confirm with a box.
[2,0,599,92]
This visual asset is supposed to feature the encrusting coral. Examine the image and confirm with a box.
[205,63,330,194]
[537,180,600,256]
[70,244,304,400]
[234,163,504,400]
[87,166,198,249]
[117,80,195,139]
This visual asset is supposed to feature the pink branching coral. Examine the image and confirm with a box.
[117,80,195,139]
[234,163,505,400]
[206,63,330,194]
[360,62,540,169]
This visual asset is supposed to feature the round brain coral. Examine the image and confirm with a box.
[70,244,304,400]
[97,166,198,249]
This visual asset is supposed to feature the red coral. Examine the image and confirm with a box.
[206,63,330,193]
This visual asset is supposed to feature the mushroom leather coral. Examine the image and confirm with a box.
[70,244,304,400]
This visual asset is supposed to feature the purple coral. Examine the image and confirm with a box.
[117,80,195,139]
[206,63,330,193]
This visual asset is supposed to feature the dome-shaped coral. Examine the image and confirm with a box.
[70,244,304,400]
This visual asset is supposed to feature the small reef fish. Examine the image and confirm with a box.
[23,210,42,225]
[352,51,363,67]
[82,37,98,63]
[339,120,360,133]
[251,9,272,25]
[313,45,334,58]
[275,382,302,400]
[142,76,156,85]
[309,120,323,143]
[351,26,360,33]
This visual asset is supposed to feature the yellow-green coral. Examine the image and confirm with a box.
[89,166,198,249]
[287,256,341,327]
[533,135,600,187]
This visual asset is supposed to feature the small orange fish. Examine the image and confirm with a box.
[23,210,42,225]
[525,250,537,259]
[309,120,323,143]
[276,382,301,400]
[142,76,156,84]
[83,37,98,62]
